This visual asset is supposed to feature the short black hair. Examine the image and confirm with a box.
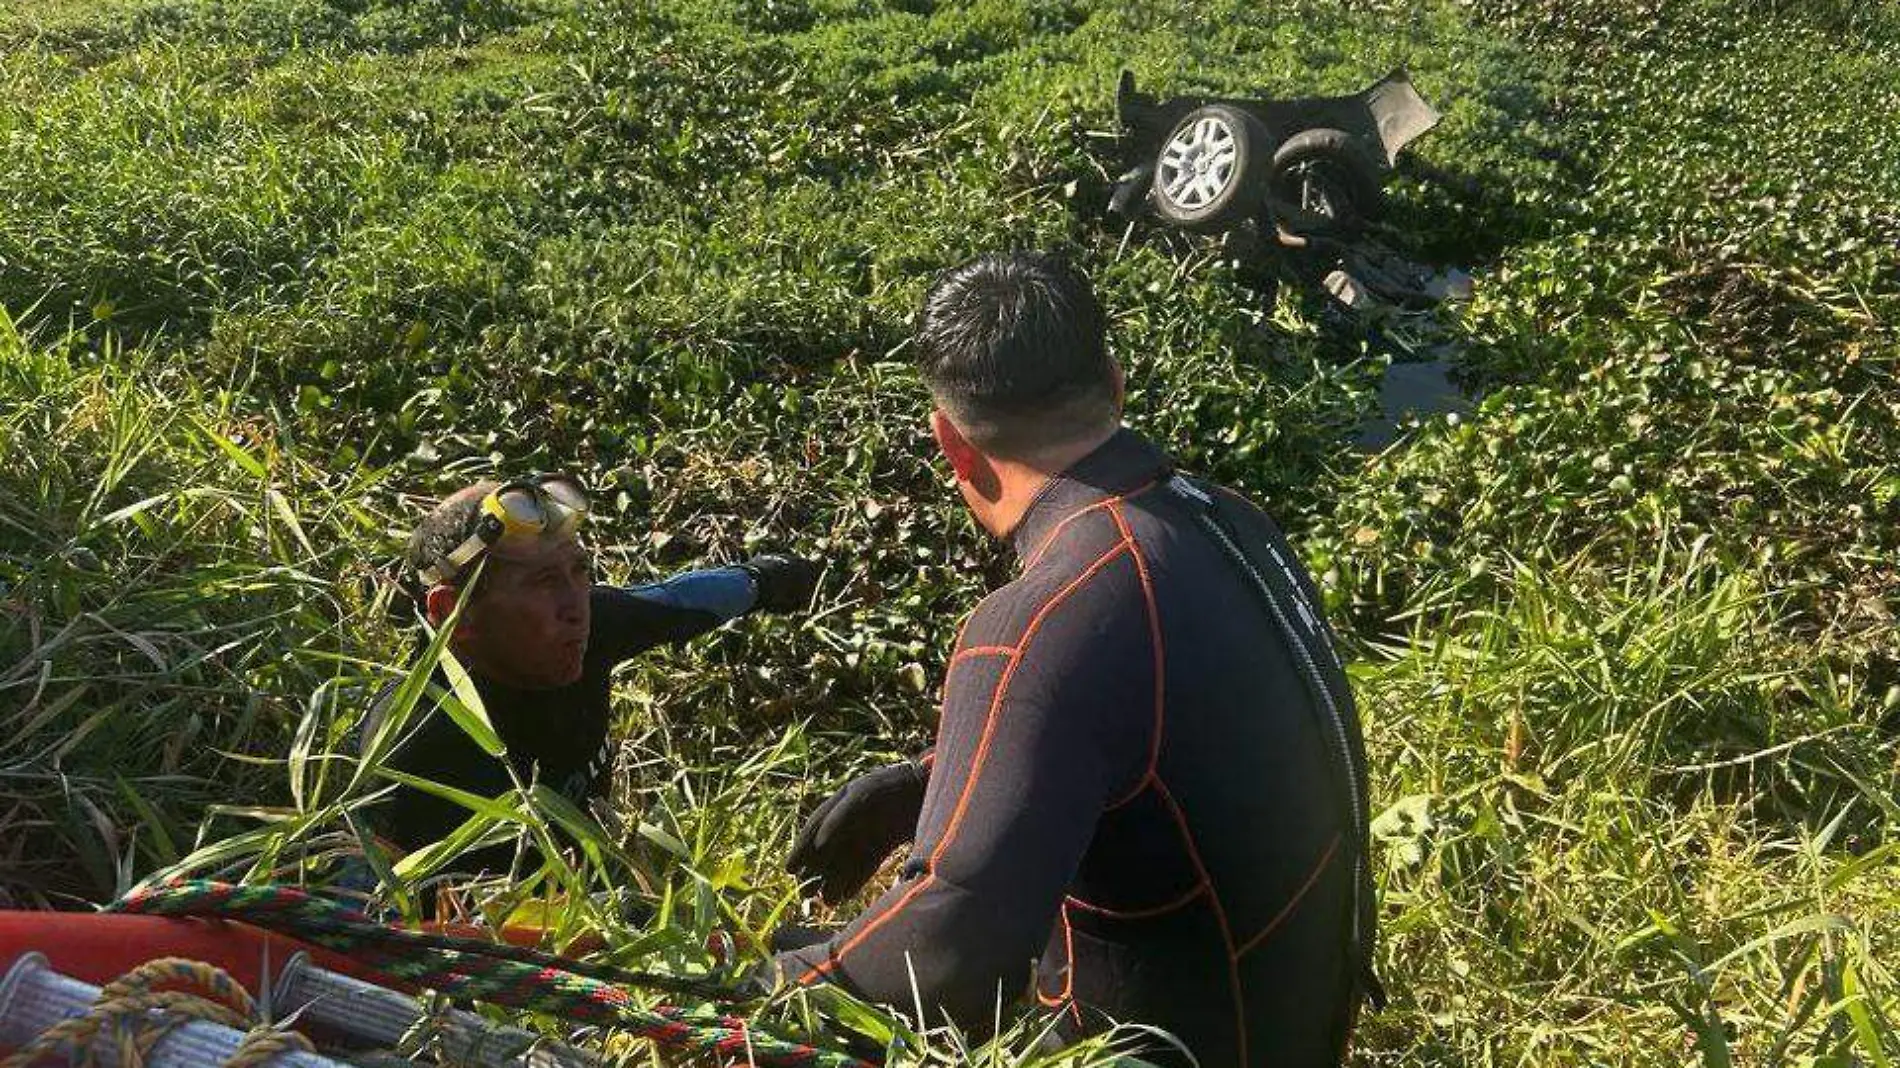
[401,480,498,607]
[913,252,1116,458]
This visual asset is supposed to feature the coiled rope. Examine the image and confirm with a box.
[2,957,315,1068]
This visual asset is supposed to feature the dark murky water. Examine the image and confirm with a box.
[1353,359,1471,450]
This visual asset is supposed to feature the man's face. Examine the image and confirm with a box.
[452,536,593,689]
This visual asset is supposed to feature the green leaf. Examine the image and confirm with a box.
[436,651,505,757]
[637,820,690,865]
[1705,913,1856,974]
[1843,959,1896,1068]
[113,776,179,865]
[197,421,268,478]
[392,813,512,881]
[95,492,173,526]
[1825,843,1900,894]
[343,809,415,918]
[134,824,281,892]
[289,683,326,812]
[375,768,523,824]
[524,783,634,876]
[350,564,480,795]
[805,984,910,1049]
[266,487,317,560]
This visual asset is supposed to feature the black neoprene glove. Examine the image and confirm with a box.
[741,554,822,614]
[786,760,927,905]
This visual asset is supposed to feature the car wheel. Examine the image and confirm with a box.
[1149,104,1271,233]
[1268,127,1382,237]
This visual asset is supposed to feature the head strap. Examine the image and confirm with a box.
[418,474,589,587]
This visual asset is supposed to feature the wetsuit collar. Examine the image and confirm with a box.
[1007,427,1173,563]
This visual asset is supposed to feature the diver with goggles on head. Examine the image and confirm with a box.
[366,473,820,871]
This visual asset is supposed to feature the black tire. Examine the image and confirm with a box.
[1268,127,1383,237]
[1149,104,1272,233]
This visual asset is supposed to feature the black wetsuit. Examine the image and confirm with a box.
[778,430,1375,1068]
[374,569,758,858]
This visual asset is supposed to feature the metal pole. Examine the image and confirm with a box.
[273,953,603,1067]
[0,953,347,1067]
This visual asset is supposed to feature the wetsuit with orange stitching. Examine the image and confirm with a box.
[776,429,1370,1068]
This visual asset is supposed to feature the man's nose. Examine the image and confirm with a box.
[558,579,588,623]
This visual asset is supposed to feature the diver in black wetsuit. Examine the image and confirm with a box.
[368,476,819,864]
[777,254,1380,1067]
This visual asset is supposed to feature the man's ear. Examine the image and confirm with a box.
[424,584,464,631]
[931,408,984,483]
[1108,357,1127,416]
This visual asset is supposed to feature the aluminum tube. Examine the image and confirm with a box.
[274,954,602,1067]
[0,953,346,1067]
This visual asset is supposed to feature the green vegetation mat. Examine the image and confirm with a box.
[1,0,1895,1063]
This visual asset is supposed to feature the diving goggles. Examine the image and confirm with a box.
[418,474,590,587]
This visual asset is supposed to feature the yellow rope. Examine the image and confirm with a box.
[225,1026,316,1068]
[97,959,258,1020]
[1,958,311,1068]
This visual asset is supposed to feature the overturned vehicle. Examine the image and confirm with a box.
[1107,68,1442,241]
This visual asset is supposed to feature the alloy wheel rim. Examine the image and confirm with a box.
[1158,115,1239,209]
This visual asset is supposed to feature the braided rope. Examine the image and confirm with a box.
[112,882,878,1068]
[252,912,744,1001]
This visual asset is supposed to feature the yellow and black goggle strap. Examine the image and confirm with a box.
[418,475,589,587]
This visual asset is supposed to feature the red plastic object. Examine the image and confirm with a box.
[0,912,604,992]
[0,913,400,993]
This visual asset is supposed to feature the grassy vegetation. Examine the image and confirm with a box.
[1,0,1895,1064]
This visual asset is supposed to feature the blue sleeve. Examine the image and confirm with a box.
[624,567,758,621]
[588,568,758,664]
